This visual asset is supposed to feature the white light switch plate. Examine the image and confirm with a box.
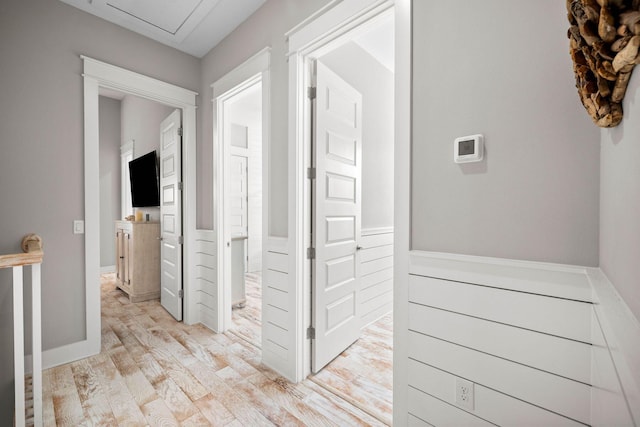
[73,220,85,234]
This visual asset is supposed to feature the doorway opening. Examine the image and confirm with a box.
[223,80,264,347]
[98,90,186,323]
[289,5,395,424]
[211,48,270,354]
[81,56,197,366]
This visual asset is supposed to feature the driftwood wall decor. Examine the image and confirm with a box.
[568,0,640,127]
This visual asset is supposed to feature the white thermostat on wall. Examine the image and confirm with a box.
[454,134,484,164]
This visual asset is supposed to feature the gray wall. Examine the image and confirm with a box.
[600,70,640,320]
[198,0,334,233]
[0,0,199,422]
[121,95,174,159]
[121,95,174,221]
[319,42,394,230]
[411,0,601,266]
[99,96,122,268]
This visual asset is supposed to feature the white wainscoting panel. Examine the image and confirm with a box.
[359,228,393,327]
[194,230,218,331]
[406,252,594,426]
[262,237,294,379]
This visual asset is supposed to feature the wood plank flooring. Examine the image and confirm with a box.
[229,272,262,348]
[309,314,393,426]
[42,273,392,426]
[230,273,393,425]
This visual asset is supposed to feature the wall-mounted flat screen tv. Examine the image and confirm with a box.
[129,150,160,207]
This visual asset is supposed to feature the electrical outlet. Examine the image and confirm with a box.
[73,220,85,235]
[455,377,475,411]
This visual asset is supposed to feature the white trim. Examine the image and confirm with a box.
[120,140,134,219]
[120,140,134,155]
[211,48,271,334]
[211,47,271,96]
[408,250,592,302]
[409,250,589,274]
[72,56,198,370]
[287,0,395,382]
[393,0,411,425]
[361,226,394,236]
[82,56,197,105]
[588,268,640,425]
[286,0,391,55]
[285,0,341,39]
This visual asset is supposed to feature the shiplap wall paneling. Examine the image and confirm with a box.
[408,386,494,427]
[409,276,592,343]
[359,229,393,327]
[408,331,591,425]
[408,304,591,384]
[408,360,584,427]
[407,414,434,427]
[262,238,292,377]
[407,258,595,427]
[194,230,218,331]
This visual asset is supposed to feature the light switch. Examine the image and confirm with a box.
[73,220,85,234]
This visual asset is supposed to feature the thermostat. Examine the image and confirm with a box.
[454,134,484,163]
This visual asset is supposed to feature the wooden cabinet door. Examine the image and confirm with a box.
[115,229,124,285]
[123,231,131,287]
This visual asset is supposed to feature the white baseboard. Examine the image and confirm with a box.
[25,339,100,373]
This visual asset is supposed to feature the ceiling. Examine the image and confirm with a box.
[59,0,267,58]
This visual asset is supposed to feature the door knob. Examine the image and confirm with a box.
[356,245,362,251]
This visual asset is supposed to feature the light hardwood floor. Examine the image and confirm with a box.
[231,273,393,425]
[42,273,392,426]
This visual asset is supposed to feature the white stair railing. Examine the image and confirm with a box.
[0,234,43,427]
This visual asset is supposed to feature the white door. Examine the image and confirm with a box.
[160,109,183,320]
[311,61,363,373]
[229,154,248,238]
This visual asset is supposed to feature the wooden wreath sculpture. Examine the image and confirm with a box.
[567,0,640,127]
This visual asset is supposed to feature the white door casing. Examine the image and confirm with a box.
[120,140,134,219]
[212,48,270,335]
[311,61,363,373]
[76,56,197,373]
[160,109,183,321]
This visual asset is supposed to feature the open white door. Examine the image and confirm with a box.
[160,109,183,321]
[311,61,363,373]
[229,154,248,238]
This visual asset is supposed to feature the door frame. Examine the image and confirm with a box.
[76,56,198,367]
[287,0,395,381]
[211,48,271,332]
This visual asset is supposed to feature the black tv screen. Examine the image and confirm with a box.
[129,151,160,207]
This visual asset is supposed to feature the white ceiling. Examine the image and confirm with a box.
[59,0,267,58]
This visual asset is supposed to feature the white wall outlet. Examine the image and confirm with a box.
[73,220,85,235]
[455,377,475,411]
